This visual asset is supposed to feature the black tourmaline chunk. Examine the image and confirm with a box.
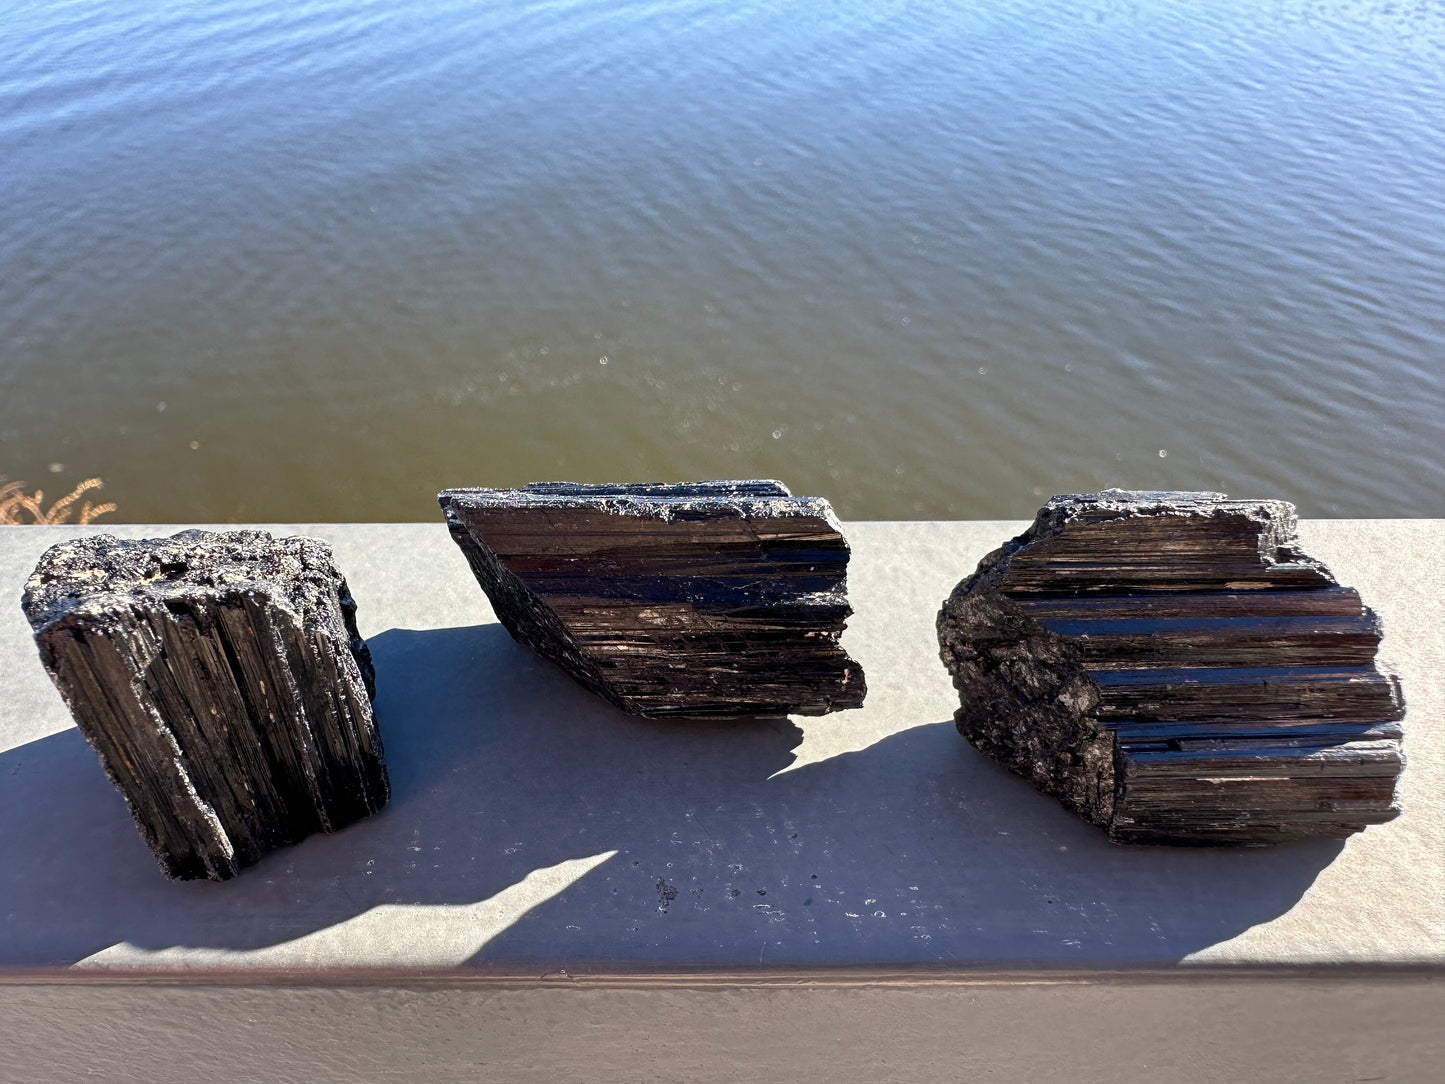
[22,530,389,880]
[439,480,866,718]
[937,491,1404,845]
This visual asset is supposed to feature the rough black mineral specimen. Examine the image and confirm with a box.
[937,491,1404,844]
[439,480,866,718]
[22,530,389,880]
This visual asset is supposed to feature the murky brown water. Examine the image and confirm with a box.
[3,0,1442,522]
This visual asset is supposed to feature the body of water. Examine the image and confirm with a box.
[3,0,1442,521]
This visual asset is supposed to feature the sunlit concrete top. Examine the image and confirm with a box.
[0,520,1440,971]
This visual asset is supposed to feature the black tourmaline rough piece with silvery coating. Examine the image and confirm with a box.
[936,491,1405,845]
[438,480,866,718]
[21,530,389,881]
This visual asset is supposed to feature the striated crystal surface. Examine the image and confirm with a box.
[937,491,1405,844]
[22,530,389,880]
[440,480,866,718]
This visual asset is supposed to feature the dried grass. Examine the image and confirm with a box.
[0,476,117,525]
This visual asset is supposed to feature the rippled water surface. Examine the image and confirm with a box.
[3,0,1442,520]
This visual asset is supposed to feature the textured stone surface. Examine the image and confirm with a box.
[439,480,866,718]
[21,530,388,880]
[937,492,1405,845]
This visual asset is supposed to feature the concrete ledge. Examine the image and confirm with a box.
[1,521,1440,972]
[3,974,1442,1084]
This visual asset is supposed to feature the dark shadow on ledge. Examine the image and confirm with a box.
[0,623,1345,968]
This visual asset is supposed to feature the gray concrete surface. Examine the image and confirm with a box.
[1,521,1440,971]
[2,973,1442,1083]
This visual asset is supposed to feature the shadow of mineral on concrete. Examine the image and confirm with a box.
[0,623,1344,967]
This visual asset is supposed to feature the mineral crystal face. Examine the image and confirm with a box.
[22,530,389,881]
[439,480,867,718]
[936,491,1405,845]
